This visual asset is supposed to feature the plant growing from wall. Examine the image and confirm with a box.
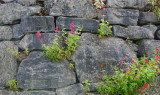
[150,0,160,19]
[83,79,90,93]
[41,23,82,62]
[98,18,112,38]
[96,48,160,95]
[7,79,18,90]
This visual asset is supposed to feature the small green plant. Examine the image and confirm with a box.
[23,48,29,56]
[7,79,18,90]
[8,48,20,59]
[98,18,112,38]
[69,63,74,69]
[150,0,160,19]
[96,48,160,95]
[83,79,90,93]
[41,23,82,62]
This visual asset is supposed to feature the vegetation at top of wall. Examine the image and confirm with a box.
[41,23,82,62]
[150,0,160,19]
[83,48,160,95]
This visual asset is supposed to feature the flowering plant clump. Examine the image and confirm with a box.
[150,0,160,19]
[96,48,160,95]
[41,23,82,62]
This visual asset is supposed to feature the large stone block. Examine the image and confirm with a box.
[56,17,99,33]
[155,28,160,40]
[0,90,56,95]
[98,8,139,25]
[56,84,83,95]
[139,12,160,24]
[0,26,13,40]
[19,33,60,51]
[113,25,154,40]
[44,0,97,18]
[20,16,55,33]
[107,0,150,9]
[13,24,24,39]
[0,3,40,25]
[138,40,160,57]
[0,41,18,87]
[71,33,136,83]
[17,52,76,90]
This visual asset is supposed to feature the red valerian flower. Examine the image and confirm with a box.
[141,90,144,93]
[37,32,41,38]
[155,67,158,69]
[98,74,101,78]
[138,64,140,67]
[135,89,138,92]
[145,59,148,63]
[156,48,159,51]
[100,64,103,67]
[41,38,43,40]
[5,45,8,47]
[134,74,137,77]
[143,83,148,88]
[125,79,127,81]
[155,72,158,74]
[132,60,134,64]
[70,22,74,31]
[55,26,58,33]
[125,54,128,58]
[126,68,129,72]
[120,61,123,65]
[153,62,157,65]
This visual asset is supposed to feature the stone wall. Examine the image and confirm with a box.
[0,0,160,95]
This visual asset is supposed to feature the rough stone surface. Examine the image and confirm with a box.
[138,40,160,57]
[13,24,24,39]
[71,33,136,83]
[44,0,97,18]
[56,84,83,95]
[17,51,76,90]
[20,16,55,33]
[19,33,60,50]
[142,25,157,35]
[0,41,18,87]
[16,0,37,6]
[99,8,139,25]
[0,3,40,25]
[56,17,99,32]
[107,0,150,9]
[87,83,99,92]
[113,25,154,40]
[28,6,41,14]
[155,29,160,40]
[139,12,160,24]
[0,26,13,40]
[0,90,56,95]
[2,0,14,2]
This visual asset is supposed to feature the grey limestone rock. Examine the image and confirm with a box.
[44,0,97,18]
[0,41,18,87]
[0,3,40,25]
[16,0,37,6]
[99,8,139,25]
[155,29,160,40]
[113,25,154,40]
[0,26,13,40]
[56,84,83,95]
[107,0,150,9]
[138,40,160,57]
[71,33,136,83]
[20,16,55,33]
[142,25,157,35]
[2,0,14,2]
[56,17,99,33]
[0,90,55,95]
[19,33,60,51]
[13,24,24,39]
[139,12,160,24]
[17,51,76,90]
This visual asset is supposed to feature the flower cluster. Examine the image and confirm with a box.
[36,32,43,41]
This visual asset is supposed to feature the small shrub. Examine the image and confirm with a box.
[98,18,112,38]
[83,79,90,93]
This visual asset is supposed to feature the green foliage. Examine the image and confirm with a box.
[23,48,29,56]
[150,0,160,19]
[7,79,18,90]
[69,63,74,69]
[96,49,160,95]
[8,48,20,59]
[42,27,82,62]
[98,18,112,38]
[83,79,90,93]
